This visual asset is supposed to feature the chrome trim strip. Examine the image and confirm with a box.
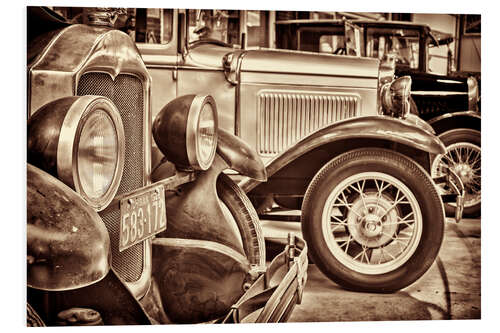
[410,91,468,96]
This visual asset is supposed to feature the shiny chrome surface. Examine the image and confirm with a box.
[257,91,361,156]
[186,95,218,170]
[27,164,111,291]
[57,96,125,211]
[321,172,422,274]
[467,76,479,111]
[380,76,412,119]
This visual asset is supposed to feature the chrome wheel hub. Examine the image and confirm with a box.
[347,194,398,248]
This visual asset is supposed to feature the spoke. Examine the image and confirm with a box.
[334,191,363,218]
[348,180,369,212]
[384,211,414,226]
[362,246,371,264]
[382,247,396,260]
[378,248,384,264]
[331,214,348,225]
[374,179,391,214]
[339,234,354,254]
[464,147,474,164]
[382,231,411,243]
[381,189,410,218]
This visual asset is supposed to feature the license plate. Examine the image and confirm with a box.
[119,185,166,252]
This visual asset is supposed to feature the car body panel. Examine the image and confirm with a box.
[27,164,111,291]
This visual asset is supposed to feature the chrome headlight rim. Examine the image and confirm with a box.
[185,95,218,171]
[381,76,412,120]
[57,96,125,211]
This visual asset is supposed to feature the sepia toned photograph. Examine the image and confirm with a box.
[24,2,482,328]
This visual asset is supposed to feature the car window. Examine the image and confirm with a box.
[124,8,173,44]
[187,9,241,47]
[50,7,174,45]
[298,27,344,53]
[366,27,420,69]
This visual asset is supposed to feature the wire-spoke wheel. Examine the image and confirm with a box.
[431,129,481,218]
[322,173,422,275]
[302,148,444,292]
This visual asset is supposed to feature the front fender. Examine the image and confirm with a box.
[27,164,111,291]
[427,111,481,135]
[240,116,445,192]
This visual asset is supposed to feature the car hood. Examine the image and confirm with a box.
[397,69,468,93]
[186,43,380,79]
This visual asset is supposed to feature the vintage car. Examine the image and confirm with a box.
[275,18,481,217]
[121,8,464,293]
[26,7,308,326]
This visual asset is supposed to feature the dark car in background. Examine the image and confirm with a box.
[276,19,481,217]
[26,7,307,326]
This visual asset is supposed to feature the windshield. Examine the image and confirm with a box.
[365,27,420,69]
[187,9,241,46]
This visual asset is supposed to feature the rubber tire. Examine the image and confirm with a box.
[217,173,266,268]
[301,148,445,293]
[436,128,481,218]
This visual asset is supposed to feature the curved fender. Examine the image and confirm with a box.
[28,267,152,325]
[152,238,251,323]
[427,110,481,126]
[27,164,110,291]
[240,116,445,192]
[427,111,481,134]
[158,154,246,256]
[217,128,267,182]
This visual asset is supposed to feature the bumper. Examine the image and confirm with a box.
[217,234,308,323]
[433,167,465,222]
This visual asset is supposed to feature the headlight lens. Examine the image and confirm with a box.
[77,109,119,200]
[153,94,218,171]
[380,76,412,119]
[196,102,217,169]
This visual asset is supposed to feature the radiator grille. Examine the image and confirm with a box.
[77,72,145,282]
[258,92,360,155]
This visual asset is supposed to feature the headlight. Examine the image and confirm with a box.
[467,76,479,111]
[380,76,412,119]
[27,96,125,211]
[153,94,218,171]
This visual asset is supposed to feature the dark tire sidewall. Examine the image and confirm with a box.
[302,148,444,292]
[216,173,265,268]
